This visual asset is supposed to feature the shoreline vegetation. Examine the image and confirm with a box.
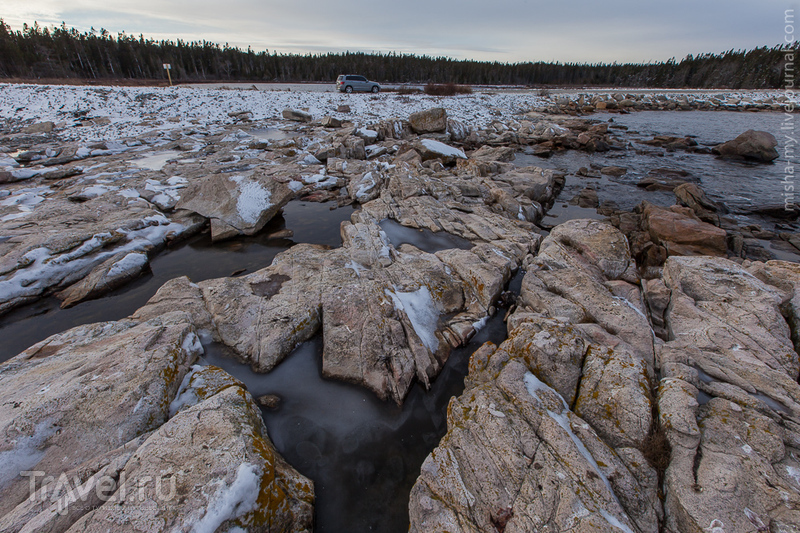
[1,20,797,89]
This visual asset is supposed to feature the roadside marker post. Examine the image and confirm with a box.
[163,63,172,86]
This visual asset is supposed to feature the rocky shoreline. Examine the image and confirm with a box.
[1,85,799,531]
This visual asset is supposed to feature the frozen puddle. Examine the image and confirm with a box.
[132,150,181,171]
[378,219,472,253]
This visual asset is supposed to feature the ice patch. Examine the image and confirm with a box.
[472,316,489,332]
[288,180,304,192]
[345,260,367,277]
[234,179,272,225]
[189,463,262,533]
[599,510,635,533]
[132,150,180,170]
[355,171,377,201]
[385,286,440,351]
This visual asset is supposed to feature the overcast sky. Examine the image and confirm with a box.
[3,0,797,63]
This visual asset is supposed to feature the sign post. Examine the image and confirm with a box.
[163,63,172,86]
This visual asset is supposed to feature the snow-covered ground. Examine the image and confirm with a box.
[0,83,787,144]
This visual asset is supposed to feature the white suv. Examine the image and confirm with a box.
[336,75,381,93]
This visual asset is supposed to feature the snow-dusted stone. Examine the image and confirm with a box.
[57,251,149,308]
[409,350,660,533]
[67,386,313,533]
[282,108,312,122]
[177,171,296,241]
[349,170,383,203]
[0,311,200,518]
[408,107,447,133]
[413,139,467,165]
[0,198,196,316]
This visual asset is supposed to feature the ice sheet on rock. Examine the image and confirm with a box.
[131,150,181,170]
[385,286,440,351]
[0,215,184,306]
[524,372,611,493]
[77,184,118,200]
[168,363,205,417]
[354,171,377,201]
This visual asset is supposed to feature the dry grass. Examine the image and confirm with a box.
[424,83,473,96]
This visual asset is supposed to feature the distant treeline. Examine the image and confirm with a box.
[0,20,796,88]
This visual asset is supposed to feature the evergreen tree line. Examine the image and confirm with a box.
[0,20,796,88]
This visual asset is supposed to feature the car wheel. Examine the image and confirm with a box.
[345,86,353,93]
[371,86,380,93]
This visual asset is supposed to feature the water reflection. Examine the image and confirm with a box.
[201,311,508,533]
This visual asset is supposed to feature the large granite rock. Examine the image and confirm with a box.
[409,335,660,533]
[0,198,201,316]
[713,129,779,162]
[135,212,533,404]
[177,171,296,241]
[409,218,662,532]
[655,256,800,532]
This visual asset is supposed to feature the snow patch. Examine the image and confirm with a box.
[105,252,148,278]
[189,463,262,533]
[419,139,467,159]
[234,179,272,225]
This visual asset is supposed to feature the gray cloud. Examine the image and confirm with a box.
[3,0,792,63]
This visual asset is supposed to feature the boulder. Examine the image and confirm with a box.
[21,122,55,134]
[282,108,312,122]
[320,115,343,128]
[673,182,724,225]
[177,171,296,241]
[409,339,660,533]
[713,129,779,162]
[0,312,199,518]
[641,202,728,256]
[408,107,447,133]
[413,139,467,165]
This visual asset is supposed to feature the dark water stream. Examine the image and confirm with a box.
[201,311,508,532]
[0,201,355,362]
